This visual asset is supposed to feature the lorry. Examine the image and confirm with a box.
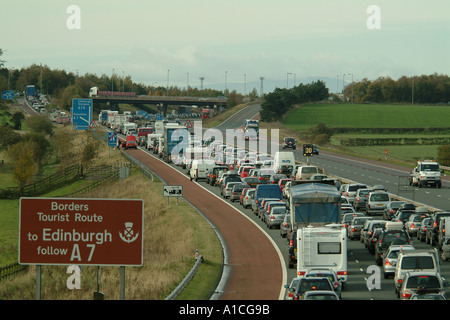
[273,151,295,177]
[244,119,259,140]
[163,124,189,163]
[201,108,212,119]
[146,133,162,151]
[123,122,137,136]
[410,159,442,188]
[26,85,36,97]
[89,86,136,98]
[289,181,341,230]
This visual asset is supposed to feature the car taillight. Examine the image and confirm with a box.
[402,291,412,299]
[385,259,391,266]
[288,292,294,298]
[352,228,356,232]
[397,278,402,285]
[337,271,347,276]
[297,271,306,276]
[433,221,437,228]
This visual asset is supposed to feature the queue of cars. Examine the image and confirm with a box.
[339,183,450,300]
[159,132,449,300]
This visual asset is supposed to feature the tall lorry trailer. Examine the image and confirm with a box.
[163,124,189,163]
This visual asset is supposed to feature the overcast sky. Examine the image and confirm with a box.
[1,0,449,93]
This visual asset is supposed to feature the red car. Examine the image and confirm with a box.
[278,178,293,193]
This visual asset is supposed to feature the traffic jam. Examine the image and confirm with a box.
[104,110,449,301]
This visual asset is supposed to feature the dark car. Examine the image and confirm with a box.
[282,137,296,150]
[293,277,334,300]
[368,228,383,254]
[288,230,297,268]
[374,230,412,265]
[417,217,431,242]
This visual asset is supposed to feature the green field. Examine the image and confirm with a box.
[283,103,450,130]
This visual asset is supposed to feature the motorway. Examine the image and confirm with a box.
[112,103,450,300]
[21,97,448,300]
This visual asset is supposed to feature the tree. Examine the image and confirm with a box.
[7,141,39,191]
[0,125,21,151]
[11,111,25,130]
[437,145,450,166]
[25,116,54,136]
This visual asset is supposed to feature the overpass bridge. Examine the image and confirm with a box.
[91,95,227,116]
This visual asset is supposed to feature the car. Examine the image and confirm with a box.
[222,181,241,199]
[342,183,367,204]
[440,237,450,261]
[303,290,339,300]
[304,268,343,298]
[282,137,296,150]
[368,228,383,254]
[310,174,328,181]
[256,169,276,182]
[382,245,415,279]
[383,201,407,220]
[229,183,247,202]
[366,191,390,215]
[284,277,301,300]
[268,174,287,185]
[404,213,429,236]
[278,178,293,194]
[266,206,287,229]
[292,277,335,300]
[374,229,412,265]
[426,212,450,246]
[288,230,297,268]
[348,216,373,240]
[392,209,416,225]
[241,177,261,188]
[353,188,372,211]
[398,271,446,300]
[394,249,440,294]
[258,198,281,220]
[280,214,291,238]
[241,188,255,209]
[417,217,431,242]
[361,220,387,248]
[341,212,365,230]
[410,291,447,300]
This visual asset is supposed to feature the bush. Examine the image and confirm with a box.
[437,144,450,166]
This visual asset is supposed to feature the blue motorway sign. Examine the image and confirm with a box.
[2,90,15,100]
[155,114,163,121]
[72,98,92,130]
[107,132,118,147]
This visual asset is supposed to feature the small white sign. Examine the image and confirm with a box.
[163,185,183,197]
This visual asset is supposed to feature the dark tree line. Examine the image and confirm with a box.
[342,74,450,104]
[260,80,329,122]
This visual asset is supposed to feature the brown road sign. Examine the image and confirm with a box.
[19,198,143,266]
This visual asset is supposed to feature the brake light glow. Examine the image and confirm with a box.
[297,271,306,276]
[337,271,347,276]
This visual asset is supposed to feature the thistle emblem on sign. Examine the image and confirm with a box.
[119,222,139,243]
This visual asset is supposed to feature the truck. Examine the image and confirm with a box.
[163,124,189,163]
[89,86,136,98]
[137,127,154,146]
[289,182,341,230]
[410,159,442,188]
[296,226,348,284]
[99,110,111,125]
[146,133,162,151]
[26,85,36,97]
[244,119,259,140]
[273,151,295,177]
[123,122,137,136]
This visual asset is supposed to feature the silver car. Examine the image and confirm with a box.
[382,245,415,279]
[222,181,241,199]
[366,191,390,216]
[348,217,373,240]
[404,213,429,236]
[266,206,287,229]
[398,271,446,300]
[242,188,255,209]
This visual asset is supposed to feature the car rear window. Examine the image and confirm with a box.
[406,275,440,289]
[401,256,435,269]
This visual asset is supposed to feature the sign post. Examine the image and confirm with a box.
[19,197,144,299]
[163,185,183,205]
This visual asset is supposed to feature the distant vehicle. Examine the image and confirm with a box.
[410,159,442,188]
[282,137,296,150]
[125,135,137,149]
[244,119,259,140]
[201,108,212,119]
[89,86,136,98]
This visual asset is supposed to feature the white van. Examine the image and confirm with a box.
[297,226,348,284]
[394,249,440,294]
[189,159,215,181]
[295,165,319,180]
[146,133,162,150]
[273,151,295,177]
